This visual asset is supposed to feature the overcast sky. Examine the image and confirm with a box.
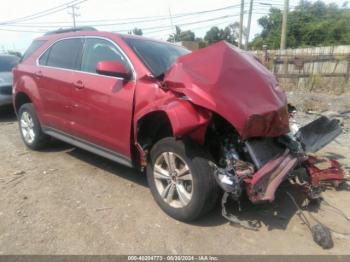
[0,0,345,52]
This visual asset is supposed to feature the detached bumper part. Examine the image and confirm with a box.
[247,150,298,203]
[299,116,342,153]
[306,155,347,188]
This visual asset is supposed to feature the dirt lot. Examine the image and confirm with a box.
[0,95,349,255]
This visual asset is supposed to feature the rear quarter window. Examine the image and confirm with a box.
[21,40,46,62]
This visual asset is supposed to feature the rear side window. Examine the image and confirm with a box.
[21,40,46,62]
[45,38,83,70]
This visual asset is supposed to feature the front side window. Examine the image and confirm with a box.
[81,38,130,73]
[45,38,83,70]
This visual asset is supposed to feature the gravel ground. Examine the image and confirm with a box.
[0,102,349,255]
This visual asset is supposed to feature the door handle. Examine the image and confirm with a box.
[34,71,43,78]
[74,80,85,89]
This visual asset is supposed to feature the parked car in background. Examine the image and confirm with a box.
[0,54,20,107]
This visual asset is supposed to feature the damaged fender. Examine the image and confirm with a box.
[134,98,212,160]
[159,100,212,144]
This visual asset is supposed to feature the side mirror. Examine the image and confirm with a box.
[96,61,131,79]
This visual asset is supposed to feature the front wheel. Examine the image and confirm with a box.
[147,137,218,222]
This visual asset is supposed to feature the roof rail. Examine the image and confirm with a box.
[44,26,97,36]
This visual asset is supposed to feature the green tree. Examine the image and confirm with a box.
[195,37,207,48]
[167,26,195,42]
[204,24,238,45]
[128,28,143,36]
[250,1,350,49]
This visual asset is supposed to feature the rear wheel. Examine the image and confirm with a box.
[147,137,219,222]
[18,103,49,150]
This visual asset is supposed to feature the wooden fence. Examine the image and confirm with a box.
[252,46,350,82]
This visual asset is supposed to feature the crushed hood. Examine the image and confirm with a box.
[164,41,289,139]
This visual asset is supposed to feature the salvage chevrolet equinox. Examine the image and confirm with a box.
[13,28,346,222]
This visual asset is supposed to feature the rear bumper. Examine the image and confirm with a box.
[0,94,12,106]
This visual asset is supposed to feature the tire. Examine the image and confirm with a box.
[18,103,49,150]
[147,137,219,222]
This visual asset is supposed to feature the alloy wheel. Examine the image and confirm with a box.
[153,152,193,208]
[20,111,35,144]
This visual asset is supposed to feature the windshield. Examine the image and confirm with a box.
[123,37,190,77]
[0,55,19,72]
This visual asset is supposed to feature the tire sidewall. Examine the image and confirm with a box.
[147,137,215,222]
[18,103,45,150]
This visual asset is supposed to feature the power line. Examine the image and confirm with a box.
[0,2,245,36]
[0,0,82,25]
[0,27,45,33]
[147,18,234,38]
[4,3,241,28]
[119,14,239,34]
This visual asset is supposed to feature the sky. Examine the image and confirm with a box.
[0,0,346,53]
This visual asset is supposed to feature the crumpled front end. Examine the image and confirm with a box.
[162,40,346,210]
[211,107,347,206]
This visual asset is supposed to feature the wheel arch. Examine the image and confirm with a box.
[14,92,32,114]
[136,110,173,150]
[133,100,212,168]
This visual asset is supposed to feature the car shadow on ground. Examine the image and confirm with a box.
[0,105,17,123]
[45,140,322,229]
[66,146,148,188]
[193,184,317,230]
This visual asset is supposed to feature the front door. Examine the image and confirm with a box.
[69,37,135,158]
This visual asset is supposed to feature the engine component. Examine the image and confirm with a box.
[212,138,254,200]
[213,165,242,199]
[244,138,285,169]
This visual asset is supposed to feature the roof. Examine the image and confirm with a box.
[44,26,97,36]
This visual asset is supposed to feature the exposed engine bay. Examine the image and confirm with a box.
[206,104,348,239]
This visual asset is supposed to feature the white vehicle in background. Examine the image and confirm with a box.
[0,54,20,107]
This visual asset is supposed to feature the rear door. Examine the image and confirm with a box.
[69,37,136,158]
[37,38,84,133]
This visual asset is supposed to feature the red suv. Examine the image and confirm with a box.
[13,28,344,222]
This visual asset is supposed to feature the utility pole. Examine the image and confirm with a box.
[68,4,80,28]
[280,0,289,50]
[168,8,175,43]
[244,0,253,50]
[239,0,244,48]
